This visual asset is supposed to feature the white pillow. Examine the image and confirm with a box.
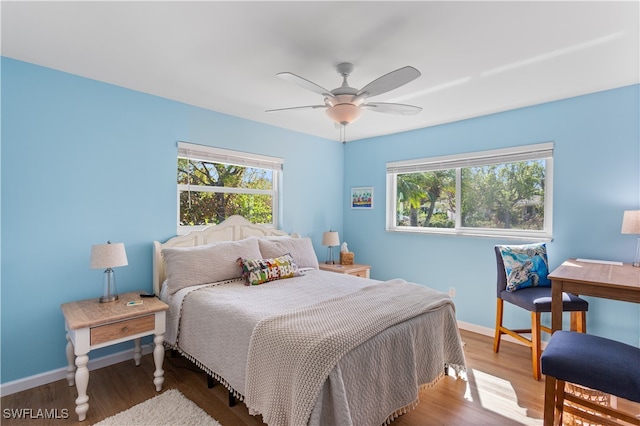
[162,238,261,295]
[258,237,319,270]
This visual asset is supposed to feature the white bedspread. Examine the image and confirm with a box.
[162,269,466,426]
[245,279,457,425]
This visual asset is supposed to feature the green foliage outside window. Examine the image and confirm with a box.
[177,158,274,226]
[396,160,545,230]
[396,169,456,228]
[461,161,545,230]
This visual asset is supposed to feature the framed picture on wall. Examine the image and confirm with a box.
[351,187,373,209]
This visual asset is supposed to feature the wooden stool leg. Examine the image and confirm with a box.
[553,379,565,426]
[543,375,556,426]
[531,312,542,380]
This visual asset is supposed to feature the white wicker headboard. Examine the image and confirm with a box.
[152,215,295,295]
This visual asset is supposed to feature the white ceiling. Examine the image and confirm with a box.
[2,1,638,142]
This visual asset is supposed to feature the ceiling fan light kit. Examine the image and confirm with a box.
[325,103,363,125]
[267,62,422,142]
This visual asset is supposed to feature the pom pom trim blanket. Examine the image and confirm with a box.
[163,270,466,426]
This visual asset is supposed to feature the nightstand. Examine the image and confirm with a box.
[319,263,371,278]
[61,291,168,421]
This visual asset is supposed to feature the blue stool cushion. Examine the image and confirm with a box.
[541,331,640,403]
[500,287,588,313]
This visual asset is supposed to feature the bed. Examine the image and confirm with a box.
[153,215,466,426]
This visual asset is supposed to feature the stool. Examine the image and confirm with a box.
[541,331,640,426]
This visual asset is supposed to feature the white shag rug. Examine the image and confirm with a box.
[93,389,222,426]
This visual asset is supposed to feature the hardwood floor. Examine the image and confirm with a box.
[1,330,549,425]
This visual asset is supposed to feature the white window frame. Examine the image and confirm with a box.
[177,141,283,235]
[386,142,554,240]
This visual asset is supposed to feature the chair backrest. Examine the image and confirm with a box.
[494,245,508,296]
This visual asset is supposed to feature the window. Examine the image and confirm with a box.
[177,142,283,234]
[386,143,553,240]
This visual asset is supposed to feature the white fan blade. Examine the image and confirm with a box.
[265,105,326,113]
[362,102,422,115]
[356,66,421,98]
[277,72,336,98]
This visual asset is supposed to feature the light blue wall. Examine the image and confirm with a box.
[343,84,640,346]
[0,58,343,383]
[2,56,638,385]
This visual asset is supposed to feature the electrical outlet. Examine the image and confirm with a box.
[448,287,456,298]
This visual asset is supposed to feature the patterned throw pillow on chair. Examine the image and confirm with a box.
[498,243,551,292]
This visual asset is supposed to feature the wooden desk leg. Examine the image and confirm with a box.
[153,334,165,392]
[65,333,76,386]
[551,280,563,333]
[74,353,90,421]
[133,338,142,366]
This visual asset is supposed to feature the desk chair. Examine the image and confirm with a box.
[493,245,588,380]
[542,331,640,426]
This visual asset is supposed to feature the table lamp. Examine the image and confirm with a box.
[621,210,640,267]
[321,231,340,264]
[90,241,128,302]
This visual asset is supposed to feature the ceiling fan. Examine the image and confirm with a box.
[266,62,422,142]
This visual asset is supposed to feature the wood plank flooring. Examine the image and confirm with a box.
[1,330,551,425]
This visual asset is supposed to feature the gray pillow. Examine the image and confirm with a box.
[162,238,261,294]
[258,237,319,270]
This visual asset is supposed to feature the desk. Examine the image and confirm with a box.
[549,259,640,332]
[61,292,168,421]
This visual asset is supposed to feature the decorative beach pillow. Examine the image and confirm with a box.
[258,237,319,269]
[162,238,262,294]
[238,253,299,286]
[498,243,551,292]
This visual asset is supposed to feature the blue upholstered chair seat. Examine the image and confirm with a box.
[541,331,640,403]
[500,287,589,313]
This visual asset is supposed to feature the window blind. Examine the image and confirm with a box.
[177,141,284,171]
[386,142,553,174]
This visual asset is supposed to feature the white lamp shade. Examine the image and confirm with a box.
[90,242,128,269]
[322,231,340,247]
[621,210,640,234]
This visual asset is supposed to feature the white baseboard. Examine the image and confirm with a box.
[0,344,155,397]
[457,320,496,337]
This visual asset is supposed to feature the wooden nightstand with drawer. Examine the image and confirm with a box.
[61,291,168,421]
[319,263,371,278]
